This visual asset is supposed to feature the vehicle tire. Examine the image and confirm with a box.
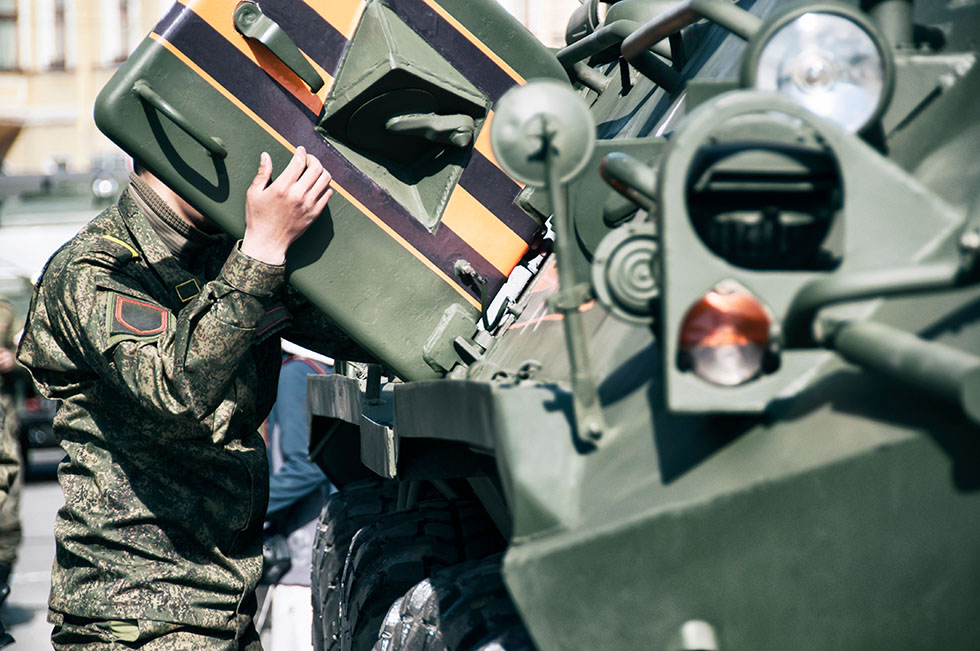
[340,499,505,651]
[312,479,399,651]
[372,554,535,651]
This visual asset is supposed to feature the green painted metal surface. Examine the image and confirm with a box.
[94,0,564,381]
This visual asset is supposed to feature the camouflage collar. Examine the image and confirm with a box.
[116,185,226,308]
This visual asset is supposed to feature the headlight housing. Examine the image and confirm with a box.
[742,4,893,134]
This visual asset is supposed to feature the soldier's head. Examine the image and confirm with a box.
[132,157,217,234]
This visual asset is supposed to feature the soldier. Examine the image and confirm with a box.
[0,299,23,604]
[263,351,332,650]
[0,300,18,649]
[17,147,366,649]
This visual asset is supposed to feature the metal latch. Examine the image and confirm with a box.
[233,1,324,93]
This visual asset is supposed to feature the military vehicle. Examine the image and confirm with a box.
[95,0,980,648]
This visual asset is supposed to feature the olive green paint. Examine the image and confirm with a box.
[95,40,475,381]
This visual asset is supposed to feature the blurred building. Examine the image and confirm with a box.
[497,0,581,48]
[0,0,580,280]
[0,0,579,176]
[0,0,171,176]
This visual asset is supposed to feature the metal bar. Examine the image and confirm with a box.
[132,79,227,158]
[599,152,658,211]
[467,476,513,540]
[630,51,682,92]
[621,0,761,63]
[546,123,606,442]
[784,263,968,347]
[557,20,671,68]
[366,364,382,405]
[233,0,325,92]
[694,0,763,40]
[822,318,980,420]
[571,61,612,93]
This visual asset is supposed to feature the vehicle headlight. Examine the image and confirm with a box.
[678,282,776,387]
[742,5,893,134]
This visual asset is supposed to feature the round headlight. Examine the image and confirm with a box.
[743,5,893,134]
[678,282,775,387]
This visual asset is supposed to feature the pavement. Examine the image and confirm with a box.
[4,448,63,649]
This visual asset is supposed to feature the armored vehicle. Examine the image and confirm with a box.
[96,0,980,648]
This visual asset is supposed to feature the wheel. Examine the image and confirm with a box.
[372,554,534,651]
[339,499,505,651]
[312,480,399,651]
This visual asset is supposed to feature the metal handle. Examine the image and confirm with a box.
[821,317,980,425]
[599,152,658,212]
[621,0,762,63]
[783,263,966,347]
[385,113,475,148]
[132,79,227,159]
[233,0,324,93]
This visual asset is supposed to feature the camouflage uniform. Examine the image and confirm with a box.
[0,300,22,582]
[17,176,366,649]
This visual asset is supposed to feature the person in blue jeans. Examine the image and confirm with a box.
[264,350,333,650]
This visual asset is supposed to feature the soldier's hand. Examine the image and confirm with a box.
[241,146,333,265]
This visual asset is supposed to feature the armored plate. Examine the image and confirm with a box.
[95,0,567,380]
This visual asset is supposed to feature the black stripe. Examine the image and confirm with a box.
[152,2,185,37]
[160,0,535,244]
[162,8,505,298]
[155,6,320,124]
[459,153,539,241]
[384,0,519,102]
[258,0,347,76]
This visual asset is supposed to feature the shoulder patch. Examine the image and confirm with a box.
[75,235,139,265]
[105,293,170,346]
[100,235,140,261]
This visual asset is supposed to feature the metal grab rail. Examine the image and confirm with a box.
[621,0,762,63]
[783,262,970,347]
[132,80,228,159]
[821,317,980,425]
[556,1,760,93]
[599,152,658,212]
[556,20,671,68]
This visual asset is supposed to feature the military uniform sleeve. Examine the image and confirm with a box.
[51,243,284,423]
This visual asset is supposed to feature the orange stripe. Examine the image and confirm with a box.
[441,187,527,274]
[300,0,366,39]
[149,33,480,310]
[180,0,329,113]
[418,0,524,85]
[473,110,522,189]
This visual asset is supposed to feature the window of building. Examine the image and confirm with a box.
[50,0,67,69]
[114,0,129,63]
[0,0,17,71]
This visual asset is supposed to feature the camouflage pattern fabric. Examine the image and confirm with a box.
[51,613,262,650]
[0,300,22,568]
[16,180,371,638]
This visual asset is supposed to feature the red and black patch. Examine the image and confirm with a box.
[110,295,169,337]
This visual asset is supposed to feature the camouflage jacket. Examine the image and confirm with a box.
[0,300,14,350]
[17,183,363,633]
[0,299,16,395]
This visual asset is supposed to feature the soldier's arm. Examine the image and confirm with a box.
[48,245,283,422]
[35,149,333,423]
